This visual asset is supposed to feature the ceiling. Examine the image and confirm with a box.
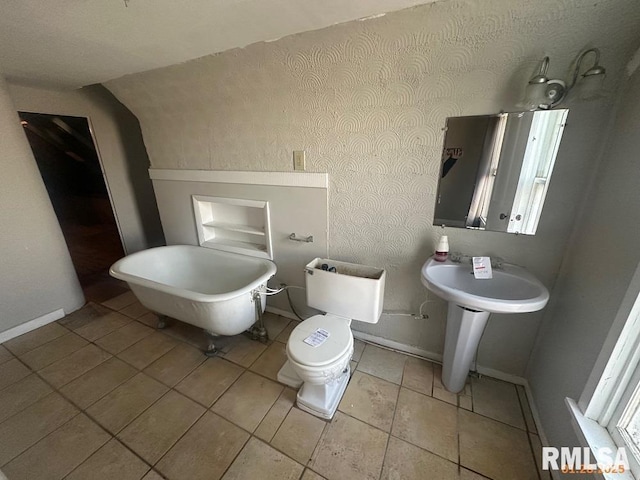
[0,0,437,89]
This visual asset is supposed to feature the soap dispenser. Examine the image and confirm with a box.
[434,235,449,262]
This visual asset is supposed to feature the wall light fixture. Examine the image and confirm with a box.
[520,48,606,111]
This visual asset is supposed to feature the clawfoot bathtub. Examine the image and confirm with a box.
[109,245,277,353]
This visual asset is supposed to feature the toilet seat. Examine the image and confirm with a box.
[287,314,353,368]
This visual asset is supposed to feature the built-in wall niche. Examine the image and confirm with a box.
[192,195,273,260]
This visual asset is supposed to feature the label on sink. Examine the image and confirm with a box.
[472,257,493,279]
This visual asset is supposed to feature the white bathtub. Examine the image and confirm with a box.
[109,245,277,336]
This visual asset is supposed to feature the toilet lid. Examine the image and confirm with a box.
[288,314,353,367]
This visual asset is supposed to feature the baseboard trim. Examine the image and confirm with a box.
[266,306,301,321]
[351,330,444,363]
[0,309,65,344]
[266,305,549,444]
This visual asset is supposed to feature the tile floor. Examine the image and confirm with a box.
[0,288,549,480]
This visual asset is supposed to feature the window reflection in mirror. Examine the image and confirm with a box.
[434,109,568,235]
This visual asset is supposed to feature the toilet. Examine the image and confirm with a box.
[277,258,386,419]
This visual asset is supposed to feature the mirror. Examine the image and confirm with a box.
[434,109,568,235]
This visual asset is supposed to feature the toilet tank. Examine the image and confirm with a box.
[304,258,386,323]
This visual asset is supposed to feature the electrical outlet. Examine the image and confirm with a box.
[293,150,305,171]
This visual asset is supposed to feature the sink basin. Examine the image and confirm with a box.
[421,258,549,314]
[420,257,549,393]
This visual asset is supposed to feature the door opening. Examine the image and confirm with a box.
[19,112,126,298]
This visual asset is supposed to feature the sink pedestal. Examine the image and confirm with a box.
[442,302,490,393]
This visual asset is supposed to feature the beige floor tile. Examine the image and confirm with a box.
[271,407,326,465]
[19,332,88,370]
[137,312,160,328]
[0,358,31,390]
[160,319,208,350]
[118,332,178,370]
[0,374,52,423]
[87,372,168,434]
[221,335,268,368]
[381,436,458,480]
[263,312,290,339]
[459,409,537,480]
[529,432,552,480]
[157,411,249,480]
[3,414,110,480]
[142,471,163,480]
[222,437,303,480]
[460,468,490,479]
[249,342,287,381]
[275,322,297,344]
[120,301,151,319]
[102,291,138,311]
[38,344,112,388]
[459,394,473,410]
[339,371,399,432]
[472,376,525,429]
[96,321,155,354]
[175,357,244,407]
[0,393,78,465]
[356,344,406,384]
[392,388,458,462]
[433,386,458,405]
[517,385,538,433]
[66,438,150,480]
[74,311,132,342]
[118,390,205,464]
[144,342,206,386]
[60,303,113,330]
[0,345,13,365]
[212,371,283,432]
[352,339,366,362]
[255,388,296,442]
[302,470,326,480]
[3,322,69,356]
[402,357,433,396]
[60,357,138,409]
[311,412,388,480]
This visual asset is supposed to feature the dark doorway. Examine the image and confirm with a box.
[19,112,125,294]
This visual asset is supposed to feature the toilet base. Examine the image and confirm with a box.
[296,366,350,420]
[277,360,304,389]
[277,360,351,420]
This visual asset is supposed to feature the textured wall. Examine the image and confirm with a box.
[0,73,84,331]
[528,67,640,450]
[106,0,640,377]
[7,83,165,254]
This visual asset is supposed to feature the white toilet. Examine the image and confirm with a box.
[277,258,386,419]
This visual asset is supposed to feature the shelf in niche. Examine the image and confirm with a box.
[202,221,265,236]
[202,238,267,253]
[192,194,272,260]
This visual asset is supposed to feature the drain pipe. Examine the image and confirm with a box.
[250,290,269,342]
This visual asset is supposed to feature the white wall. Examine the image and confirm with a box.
[527,67,640,449]
[105,0,640,377]
[0,73,84,332]
[7,83,164,254]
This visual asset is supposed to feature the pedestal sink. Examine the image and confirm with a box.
[421,258,549,393]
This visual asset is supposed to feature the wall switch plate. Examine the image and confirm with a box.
[293,150,305,171]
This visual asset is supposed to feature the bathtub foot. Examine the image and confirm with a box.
[156,315,169,330]
[204,345,218,357]
[249,325,269,343]
[204,331,218,357]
